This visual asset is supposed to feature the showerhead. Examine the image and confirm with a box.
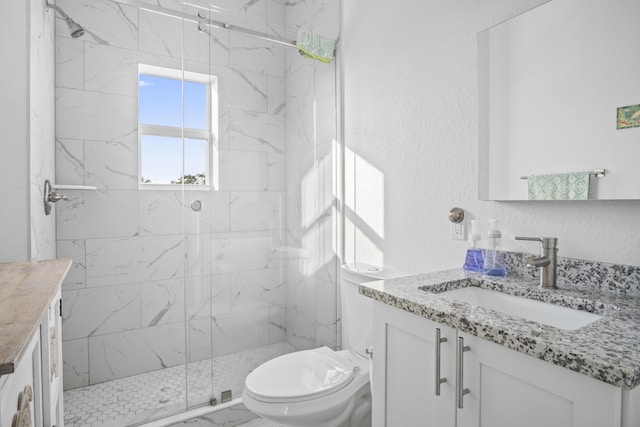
[66,19,85,38]
[46,1,86,39]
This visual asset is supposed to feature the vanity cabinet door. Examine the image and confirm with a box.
[0,331,41,427]
[456,331,622,427]
[40,289,63,427]
[372,301,456,427]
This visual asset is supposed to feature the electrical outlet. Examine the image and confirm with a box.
[450,222,465,241]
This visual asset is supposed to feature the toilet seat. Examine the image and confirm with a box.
[245,347,356,403]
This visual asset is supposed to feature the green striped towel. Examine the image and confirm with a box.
[296,31,335,63]
[527,172,590,200]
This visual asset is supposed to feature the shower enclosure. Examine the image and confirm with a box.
[54,0,339,425]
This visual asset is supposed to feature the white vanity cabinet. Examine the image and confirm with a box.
[371,300,456,426]
[40,288,64,427]
[372,300,628,427]
[457,331,620,427]
[0,260,70,427]
[0,332,42,427]
[0,290,63,427]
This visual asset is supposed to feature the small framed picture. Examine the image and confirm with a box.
[617,104,640,129]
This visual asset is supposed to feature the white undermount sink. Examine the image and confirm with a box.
[439,287,601,331]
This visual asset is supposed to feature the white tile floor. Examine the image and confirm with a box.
[64,342,295,427]
[237,418,283,427]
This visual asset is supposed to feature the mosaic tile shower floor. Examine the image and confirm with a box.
[64,342,296,427]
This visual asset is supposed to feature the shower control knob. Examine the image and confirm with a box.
[190,200,203,212]
[47,192,69,203]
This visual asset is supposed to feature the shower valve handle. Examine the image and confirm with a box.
[47,192,69,203]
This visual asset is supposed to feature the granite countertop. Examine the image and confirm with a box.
[360,268,640,390]
[0,259,71,376]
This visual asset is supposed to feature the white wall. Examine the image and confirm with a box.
[0,1,31,262]
[342,0,640,274]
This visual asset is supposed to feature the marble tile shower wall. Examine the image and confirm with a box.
[54,0,292,390]
[283,0,340,351]
[31,0,56,260]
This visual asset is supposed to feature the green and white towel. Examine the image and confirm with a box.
[527,172,590,200]
[296,31,335,63]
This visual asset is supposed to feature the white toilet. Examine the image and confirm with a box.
[242,263,402,427]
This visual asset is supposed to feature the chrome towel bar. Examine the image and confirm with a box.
[520,169,606,180]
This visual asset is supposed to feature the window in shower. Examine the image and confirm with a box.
[138,64,218,188]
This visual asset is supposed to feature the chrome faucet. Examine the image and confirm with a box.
[515,237,558,288]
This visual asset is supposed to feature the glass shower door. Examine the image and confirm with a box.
[179,2,216,409]
[183,0,291,408]
[137,0,217,412]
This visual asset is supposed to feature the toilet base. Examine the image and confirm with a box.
[345,386,372,427]
[245,383,371,427]
[327,384,371,427]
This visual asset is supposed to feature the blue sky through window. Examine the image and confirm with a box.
[139,73,209,185]
[139,75,183,128]
[140,135,182,184]
[184,81,207,130]
[184,139,208,177]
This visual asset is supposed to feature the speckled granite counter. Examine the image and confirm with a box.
[360,257,640,390]
[0,259,71,375]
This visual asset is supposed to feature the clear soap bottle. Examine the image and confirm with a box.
[482,219,507,276]
[463,220,484,272]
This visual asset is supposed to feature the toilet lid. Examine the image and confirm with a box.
[245,347,356,402]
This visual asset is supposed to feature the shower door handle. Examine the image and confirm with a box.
[190,200,203,211]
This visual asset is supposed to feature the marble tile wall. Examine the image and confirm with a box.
[55,0,292,390]
[30,0,57,260]
[283,0,340,351]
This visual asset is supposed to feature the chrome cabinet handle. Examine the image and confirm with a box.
[435,328,447,396]
[456,337,470,409]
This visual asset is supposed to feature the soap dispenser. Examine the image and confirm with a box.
[482,219,507,276]
[463,220,484,272]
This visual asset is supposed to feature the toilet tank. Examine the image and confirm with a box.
[341,263,404,358]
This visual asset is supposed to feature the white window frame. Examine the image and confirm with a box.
[138,64,217,190]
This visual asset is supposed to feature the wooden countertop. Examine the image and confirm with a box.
[0,259,71,376]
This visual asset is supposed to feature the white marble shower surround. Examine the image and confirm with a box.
[54,0,340,397]
[64,342,295,427]
[61,268,288,387]
[30,0,57,261]
[283,0,340,352]
[55,0,290,389]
